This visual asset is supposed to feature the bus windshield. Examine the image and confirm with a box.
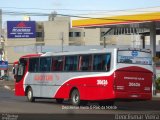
[117,50,152,65]
[17,64,25,76]
[16,58,27,82]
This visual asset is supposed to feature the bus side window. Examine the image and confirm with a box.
[78,55,92,71]
[29,58,39,72]
[52,56,64,71]
[40,57,51,72]
[93,53,111,71]
[64,56,78,71]
[105,54,111,71]
[93,54,101,71]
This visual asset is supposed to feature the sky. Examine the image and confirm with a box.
[1,0,160,23]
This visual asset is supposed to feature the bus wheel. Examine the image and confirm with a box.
[70,89,80,106]
[56,99,64,104]
[27,87,35,102]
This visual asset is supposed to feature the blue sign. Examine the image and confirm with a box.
[7,21,36,38]
[0,61,8,70]
[131,51,138,57]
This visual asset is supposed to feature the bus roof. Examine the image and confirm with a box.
[21,53,42,58]
[17,48,151,59]
[41,48,151,57]
[41,48,117,57]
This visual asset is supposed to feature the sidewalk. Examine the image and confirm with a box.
[152,94,160,100]
[0,80,15,91]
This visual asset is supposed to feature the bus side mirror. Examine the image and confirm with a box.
[12,68,15,75]
[14,75,17,80]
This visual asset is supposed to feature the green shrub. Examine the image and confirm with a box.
[156,77,160,90]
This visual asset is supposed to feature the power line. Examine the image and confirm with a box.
[2,10,160,22]
[3,11,160,17]
[1,6,160,12]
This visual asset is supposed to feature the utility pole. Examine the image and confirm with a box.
[0,9,2,61]
[40,45,42,53]
[61,32,64,52]
[0,9,1,40]
[150,22,156,96]
[103,37,106,48]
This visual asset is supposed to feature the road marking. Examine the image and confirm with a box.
[4,85,11,90]
[4,85,15,91]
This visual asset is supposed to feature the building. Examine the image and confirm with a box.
[3,16,110,63]
[3,14,160,65]
[4,16,70,63]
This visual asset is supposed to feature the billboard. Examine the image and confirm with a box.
[0,61,8,70]
[7,21,36,38]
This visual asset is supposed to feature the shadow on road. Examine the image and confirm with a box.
[1,86,160,112]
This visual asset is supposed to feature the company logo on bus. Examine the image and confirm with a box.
[34,74,53,81]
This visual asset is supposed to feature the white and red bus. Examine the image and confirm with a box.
[13,48,153,106]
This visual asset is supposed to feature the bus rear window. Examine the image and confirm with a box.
[117,50,152,65]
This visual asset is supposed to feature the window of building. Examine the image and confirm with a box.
[52,56,64,71]
[69,32,74,37]
[29,58,39,72]
[156,52,160,67]
[64,56,78,71]
[36,32,43,38]
[100,43,104,46]
[75,32,81,37]
[121,28,125,34]
[93,53,111,71]
[69,43,75,45]
[39,57,51,72]
[38,25,43,29]
[78,55,92,71]
[69,43,82,46]
[101,32,105,36]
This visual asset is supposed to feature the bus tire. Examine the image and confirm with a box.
[70,89,80,106]
[27,87,35,102]
[56,99,64,104]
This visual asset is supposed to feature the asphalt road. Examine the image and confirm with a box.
[0,86,160,114]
